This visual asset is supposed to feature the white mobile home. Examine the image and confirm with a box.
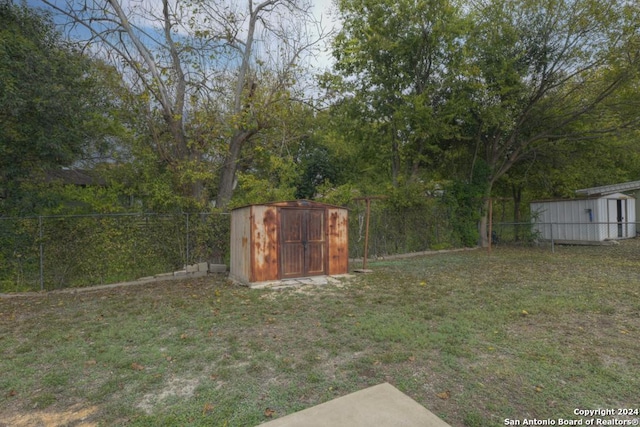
[530,193,636,243]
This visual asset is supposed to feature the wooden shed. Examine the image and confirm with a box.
[530,192,636,243]
[229,200,349,285]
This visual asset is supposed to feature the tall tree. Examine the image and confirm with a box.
[330,0,640,246]
[331,0,468,185]
[0,1,119,213]
[462,0,640,245]
[39,0,328,209]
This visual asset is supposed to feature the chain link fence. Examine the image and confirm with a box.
[346,200,458,259]
[0,213,229,292]
[3,208,636,292]
[491,221,639,251]
[1,203,461,292]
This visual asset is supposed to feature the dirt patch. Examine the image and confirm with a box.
[136,377,200,414]
[0,403,99,427]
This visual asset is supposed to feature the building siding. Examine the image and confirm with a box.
[230,201,349,285]
[531,193,636,242]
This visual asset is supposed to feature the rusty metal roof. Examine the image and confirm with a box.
[231,199,348,211]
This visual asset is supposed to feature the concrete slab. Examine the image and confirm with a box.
[551,239,620,246]
[248,274,353,290]
[155,272,174,278]
[209,264,227,273]
[257,383,451,427]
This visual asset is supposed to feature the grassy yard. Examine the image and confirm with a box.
[1,241,640,426]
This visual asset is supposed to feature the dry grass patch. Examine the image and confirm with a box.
[2,240,640,426]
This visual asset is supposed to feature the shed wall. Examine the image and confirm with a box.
[230,206,252,283]
[530,193,636,242]
[531,199,601,241]
[606,198,617,239]
[627,199,636,235]
[230,201,350,285]
[327,208,349,275]
[250,205,279,282]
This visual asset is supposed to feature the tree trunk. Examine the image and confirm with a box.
[512,184,522,241]
[215,130,253,209]
[479,198,490,247]
[391,138,400,187]
[478,182,494,248]
[214,1,263,209]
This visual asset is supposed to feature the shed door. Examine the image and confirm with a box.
[607,198,630,238]
[280,208,326,278]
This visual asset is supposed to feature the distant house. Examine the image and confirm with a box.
[42,168,141,211]
[530,181,640,243]
[45,169,106,187]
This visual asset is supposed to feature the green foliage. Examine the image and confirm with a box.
[186,211,230,265]
[327,0,640,249]
[0,2,141,215]
[295,145,342,200]
[17,179,128,216]
[442,163,491,247]
[314,101,391,188]
[3,0,640,278]
[504,135,640,201]
[331,0,469,183]
[117,158,202,213]
[0,212,231,292]
[459,0,640,190]
[0,217,40,292]
[385,180,434,210]
[0,2,118,209]
[229,172,297,208]
[39,215,183,289]
[314,183,359,207]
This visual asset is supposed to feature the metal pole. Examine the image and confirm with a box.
[185,213,190,267]
[550,223,555,253]
[488,198,493,255]
[39,216,44,291]
[362,198,371,270]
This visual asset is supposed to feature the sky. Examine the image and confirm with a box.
[27,0,341,104]
[31,0,339,71]
[310,0,339,70]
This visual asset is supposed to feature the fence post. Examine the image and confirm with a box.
[550,223,555,253]
[185,213,190,267]
[38,216,44,291]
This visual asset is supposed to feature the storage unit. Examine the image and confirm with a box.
[575,180,640,223]
[530,193,636,242]
[230,200,349,285]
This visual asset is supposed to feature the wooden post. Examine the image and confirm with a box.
[353,195,387,273]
